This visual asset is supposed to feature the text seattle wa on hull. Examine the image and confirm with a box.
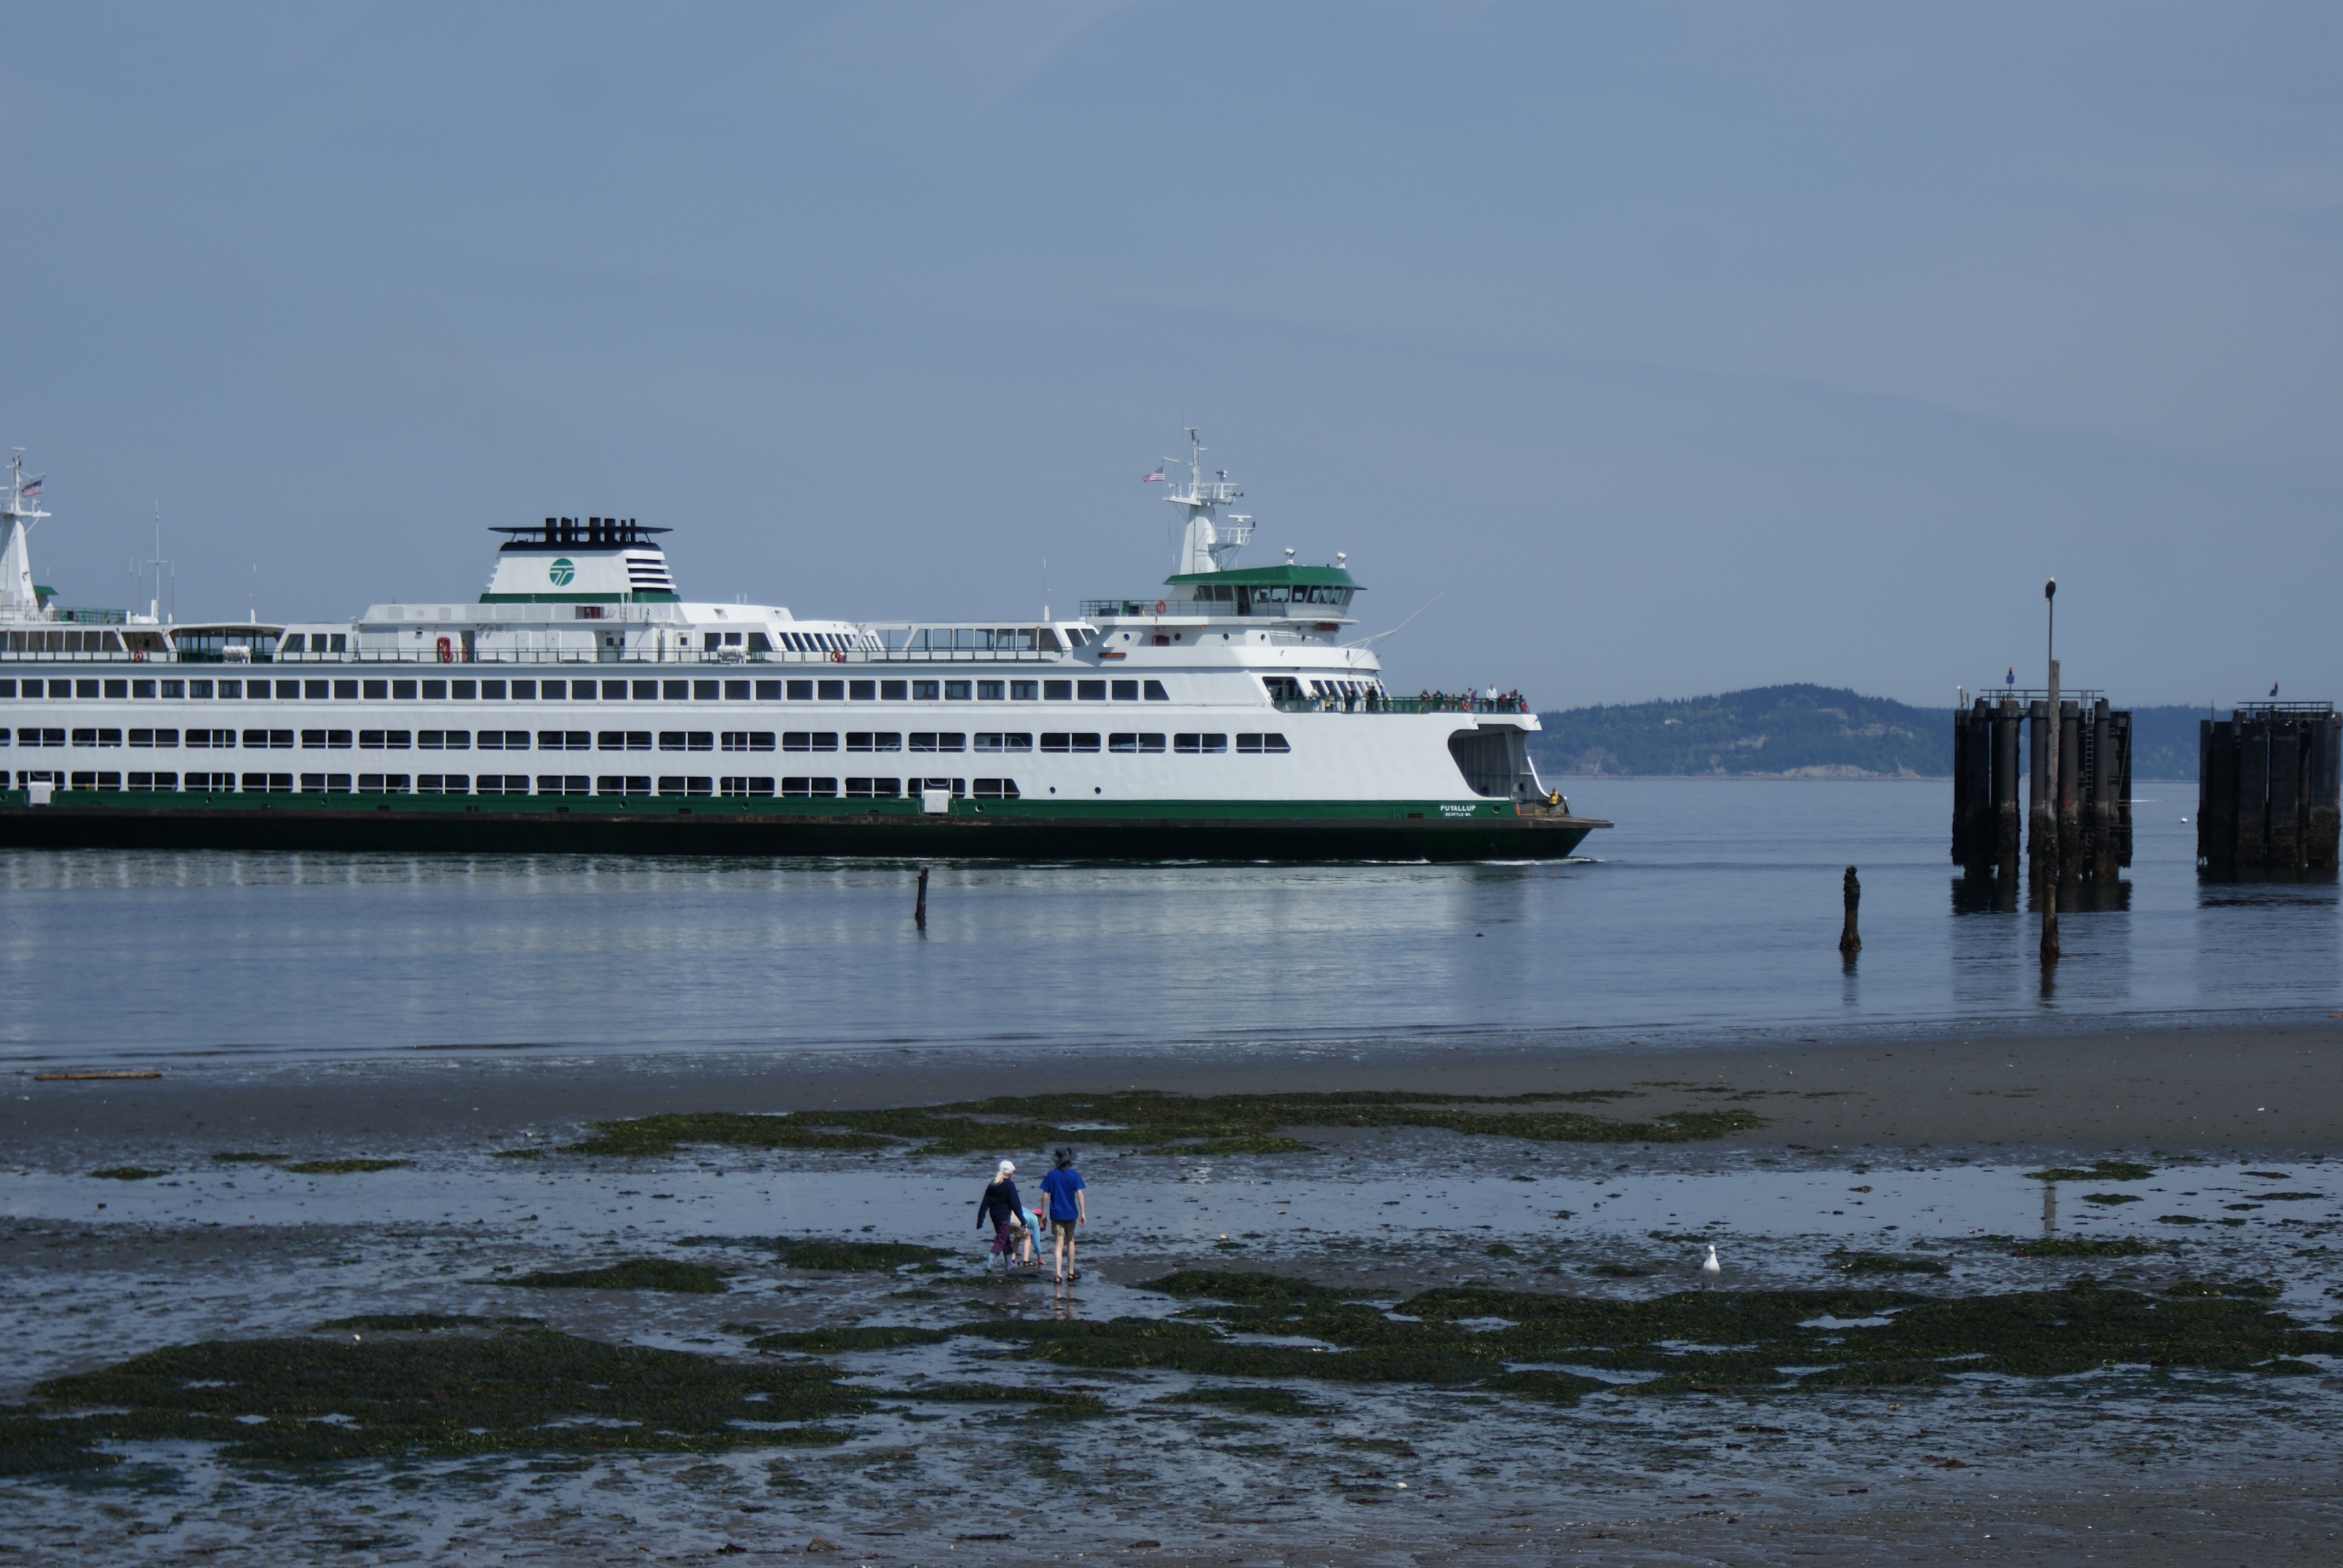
[0,440,1605,858]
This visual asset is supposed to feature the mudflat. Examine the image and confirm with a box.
[11,1022,2340,1157]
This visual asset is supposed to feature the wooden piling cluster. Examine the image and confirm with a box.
[1952,692,2131,880]
[2197,704,2342,872]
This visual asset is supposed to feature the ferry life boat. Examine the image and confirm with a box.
[0,442,1609,859]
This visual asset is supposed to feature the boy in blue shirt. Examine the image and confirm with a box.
[1038,1147,1087,1284]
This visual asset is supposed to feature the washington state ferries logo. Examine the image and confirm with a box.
[548,558,575,586]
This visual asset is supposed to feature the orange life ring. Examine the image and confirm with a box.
[1153,599,1167,615]
[829,649,845,664]
[436,637,453,664]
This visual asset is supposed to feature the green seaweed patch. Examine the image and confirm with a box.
[775,1239,951,1272]
[1591,1263,1652,1278]
[284,1158,410,1175]
[318,1314,543,1333]
[2008,1238,2164,1259]
[747,1326,952,1353]
[1153,1385,1319,1416]
[890,1382,1112,1418]
[2081,1193,2143,1206]
[2256,1192,2326,1202]
[28,1328,870,1463]
[492,1148,546,1160]
[2026,1160,2154,1183]
[90,1166,163,1181]
[565,1087,1761,1161]
[507,1259,729,1294]
[1139,1270,1341,1304]
[210,1151,287,1163]
[2156,1215,2204,1225]
[0,1410,121,1476]
[1829,1251,1950,1276]
[1486,1243,1519,1258]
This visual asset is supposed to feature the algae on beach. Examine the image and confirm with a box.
[562,1088,1760,1160]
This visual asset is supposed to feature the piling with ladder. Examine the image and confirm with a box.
[1951,689,2131,886]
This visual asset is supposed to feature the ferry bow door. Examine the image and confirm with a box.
[1447,726,1538,803]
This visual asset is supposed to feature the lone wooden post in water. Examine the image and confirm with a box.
[1838,866,1861,956]
[914,866,929,929]
[2041,580,2060,964]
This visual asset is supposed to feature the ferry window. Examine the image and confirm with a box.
[703,633,723,650]
[161,680,185,699]
[628,732,652,750]
[216,681,242,700]
[538,680,565,700]
[1010,681,1038,701]
[1236,733,1280,752]
[538,775,592,796]
[272,679,298,697]
[724,680,750,701]
[1043,680,1072,701]
[943,681,971,701]
[623,680,651,701]
[974,733,1006,751]
[415,775,469,795]
[845,777,901,799]
[1072,733,1101,752]
[392,681,418,700]
[747,633,772,653]
[103,679,127,699]
[1143,681,1169,701]
[471,776,520,795]
[94,729,124,746]
[787,679,814,700]
[301,730,327,748]
[849,680,876,701]
[1111,680,1139,701]
[689,732,714,751]
[129,730,152,747]
[658,731,685,751]
[329,634,347,653]
[784,731,839,752]
[782,777,837,797]
[595,776,652,797]
[973,778,1020,799]
[912,680,939,701]
[674,777,716,797]
[1037,629,1063,652]
[818,679,845,701]
[362,680,388,700]
[1198,733,1229,752]
[130,773,175,790]
[1041,733,1069,753]
[74,679,99,699]
[976,681,1004,701]
[356,774,411,794]
[664,681,690,701]
[239,729,266,748]
[131,680,156,699]
[1109,733,1136,753]
[1076,679,1106,701]
[1,680,21,698]
[909,733,965,753]
[421,681,446,701]
[1064,628,1089,647]
[693,681,718,701]
[719,776,776,797]
[1139,733,1165,752]
[880,680,906,701]
[280,634,304,654]
[451,680,476,699]
[298,681,324,700]
[755,680,782,700]
[508,681,539,701]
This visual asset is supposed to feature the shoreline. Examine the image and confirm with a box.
[12,1022,2339,1159]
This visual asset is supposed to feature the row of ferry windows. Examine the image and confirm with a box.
[8,728,1291,755]
[0,676,1172,702]
[20,771,1021,800]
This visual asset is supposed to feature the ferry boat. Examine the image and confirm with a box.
[0,441,1606,860]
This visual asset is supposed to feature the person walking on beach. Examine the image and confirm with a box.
[1040,1146,1087,1283]
[977,1160,1025,1271]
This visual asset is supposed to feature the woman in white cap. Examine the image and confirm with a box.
[977,1159,1026,1271]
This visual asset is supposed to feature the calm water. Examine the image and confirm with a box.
[2,779,2335,1067]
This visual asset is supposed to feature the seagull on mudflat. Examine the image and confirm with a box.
[1700,1244,1722,1284]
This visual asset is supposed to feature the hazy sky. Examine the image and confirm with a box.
[2,2,2336,708]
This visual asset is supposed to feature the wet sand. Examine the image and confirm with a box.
[11,1021,2342,1158]
[5,1025,2341,1565]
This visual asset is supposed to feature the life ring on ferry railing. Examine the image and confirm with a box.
[1153,599,1167,615]
[828,649,845,664]
[436,637,453,664]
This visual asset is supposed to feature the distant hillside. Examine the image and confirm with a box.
[1530,685,2210,779]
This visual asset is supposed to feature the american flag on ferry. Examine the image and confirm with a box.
[1141,466,1164,483]
[16,476,39,499]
